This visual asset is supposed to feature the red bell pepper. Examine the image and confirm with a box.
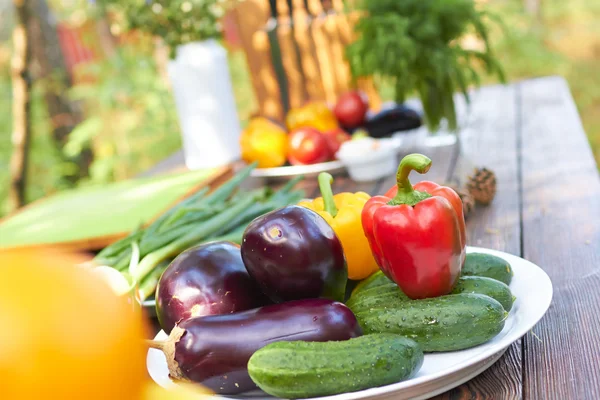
[361,154,466,299]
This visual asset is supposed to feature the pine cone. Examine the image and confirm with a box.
[466,168,497,205]
[447,184,475,218]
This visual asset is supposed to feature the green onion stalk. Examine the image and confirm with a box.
[137,224,250,301]
[137,260,170,301]
[131,191,263,282]
[94,164,307,298]
[94,163,257,267]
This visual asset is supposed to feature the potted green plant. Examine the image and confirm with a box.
[345,0,505,134]
[96,0,241,170]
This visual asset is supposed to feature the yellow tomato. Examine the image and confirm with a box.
[0,248,149,400]
[285,102,339,133]
[240,117,288,168]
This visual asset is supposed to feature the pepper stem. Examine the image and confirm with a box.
[318,172,338,218]
[388,154,433,207]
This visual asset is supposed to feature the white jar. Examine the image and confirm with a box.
[168,40,241,170]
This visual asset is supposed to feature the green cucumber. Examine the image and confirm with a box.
[346,282,408,310]
[462,252,513,285]
[351,270,391,296]
[356,293,507,352]
[352,253,514,299]
[348,276,514,314]
[451,276,514,311]
[248,334,424,399]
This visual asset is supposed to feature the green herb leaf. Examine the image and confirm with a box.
[346,0,505,132]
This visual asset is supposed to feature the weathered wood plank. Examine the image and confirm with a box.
[290,0,326,102]
[275,0,307,109]
[232,0,284,120]
[519,76,600,399]
[329,0,382,110]
[322,12,351,96]
[306,0,338,105]
[433,83,523,399]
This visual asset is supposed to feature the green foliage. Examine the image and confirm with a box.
[0,58,66,216]
[488,0,600,164]
[1,0,598,219]
[68,42,183,184]
[346,0,505,132]
[0,62,10,212]
[96,0,231,53]
[0,34,257,216]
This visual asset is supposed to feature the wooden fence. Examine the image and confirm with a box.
[231,0,381,122]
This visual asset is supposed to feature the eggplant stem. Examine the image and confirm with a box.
[146,339,166,351]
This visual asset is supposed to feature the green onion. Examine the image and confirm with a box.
[94,188,209,265]
[133,192,262,282]
[210,225,247,245]
[95,227,143,262]
[96,163,306,291]
[201,163,257,205]
[141,187,210,239]
[137,224,249,301]
[158,204,226,232]
[94,164,257,267]
[137,260,170,301]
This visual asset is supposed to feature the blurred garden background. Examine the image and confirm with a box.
[1,0,599,217]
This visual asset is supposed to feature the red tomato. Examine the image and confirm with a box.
[288,127,332,165]
[323,127,351,155]
[334,91,370,129]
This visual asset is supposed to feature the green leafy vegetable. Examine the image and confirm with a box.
[95,0,232,55]
[345,0,506,132]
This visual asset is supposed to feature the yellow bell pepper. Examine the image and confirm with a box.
[286,102,339,133]
[298,173,379,280]
[240,117,288,168]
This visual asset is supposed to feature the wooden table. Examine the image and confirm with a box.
[148,76,600,399]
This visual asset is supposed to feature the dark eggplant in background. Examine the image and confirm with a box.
[151,298,362,394]
[364,105,422,138]
[241,206,347,303]
[155,241,270,334]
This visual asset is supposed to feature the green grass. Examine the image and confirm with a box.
[0,1,598,216]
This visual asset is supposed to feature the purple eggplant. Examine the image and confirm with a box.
[241,205,347,303]
[155,241,270,334]
[364,104,422,138]
[151,298,361,394]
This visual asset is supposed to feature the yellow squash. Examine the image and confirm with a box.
[298,173,379,280]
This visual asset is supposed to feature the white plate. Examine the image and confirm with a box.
[147,246,553,400]
[250,160,346,180]
[248,136,406,181]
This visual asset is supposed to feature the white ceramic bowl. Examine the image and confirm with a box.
[336,138,400,182]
